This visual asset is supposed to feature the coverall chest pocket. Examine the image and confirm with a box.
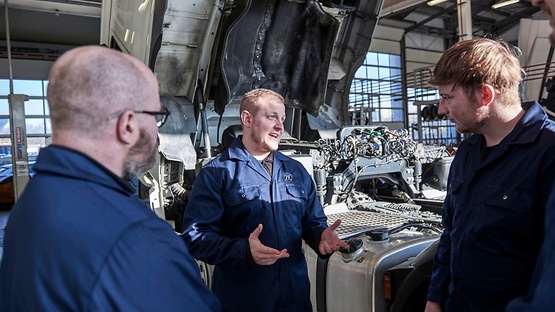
[445,178,464,211]
[285,184,308,202]
[222,185,262,237]
[447,178,464,196]
[483,186,533,213]
[223,185,261,207]
[480,185,536,233]
[282,184,308,227]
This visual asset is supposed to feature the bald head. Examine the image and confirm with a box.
[47,46,158,139]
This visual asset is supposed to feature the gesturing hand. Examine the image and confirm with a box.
[318,219,349,255]
[248,224,290,265]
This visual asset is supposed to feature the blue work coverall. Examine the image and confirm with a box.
[0,145,220,312]
[182,138,328,312]
[427,101,555,311]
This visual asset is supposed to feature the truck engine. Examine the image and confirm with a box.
[282,125,448,312]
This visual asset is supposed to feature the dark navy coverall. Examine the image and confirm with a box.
[427,102,555,311]
[183,138,328,312]
[0,146,220,312]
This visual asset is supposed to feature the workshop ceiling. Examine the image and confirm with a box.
[0,0,545,58]
[380,0,541,42]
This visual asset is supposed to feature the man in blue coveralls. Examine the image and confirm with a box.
[424,38,555,312]
[182,88,349,311]
[0,46,220,311]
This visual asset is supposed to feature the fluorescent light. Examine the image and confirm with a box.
[492,0,519,9]
[427,0,448,5]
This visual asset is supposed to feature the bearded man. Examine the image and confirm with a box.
[0,46,220,312]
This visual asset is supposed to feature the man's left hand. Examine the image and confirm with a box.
[318,219,349,255]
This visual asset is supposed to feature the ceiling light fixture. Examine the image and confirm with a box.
[492,0,520,9]
[427,0,449,5]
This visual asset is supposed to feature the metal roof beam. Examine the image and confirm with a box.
[0,0,101,18]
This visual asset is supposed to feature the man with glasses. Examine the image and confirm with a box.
[131,106,170,128]
[0,46,220,311]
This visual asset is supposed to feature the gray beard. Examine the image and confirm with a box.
[122,128,157,180]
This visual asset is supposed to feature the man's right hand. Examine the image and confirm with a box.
[248,224,289,265]
[424,301,442,312]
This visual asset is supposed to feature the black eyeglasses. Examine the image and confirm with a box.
[134,106,171,128]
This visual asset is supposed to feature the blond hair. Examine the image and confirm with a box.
[240,88,285,117]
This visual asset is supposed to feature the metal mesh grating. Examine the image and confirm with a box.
[327,211,417,239]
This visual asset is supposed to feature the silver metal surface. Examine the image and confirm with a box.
[305,210,440,312]
[158,96,197,170]
[154,0,224,99]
